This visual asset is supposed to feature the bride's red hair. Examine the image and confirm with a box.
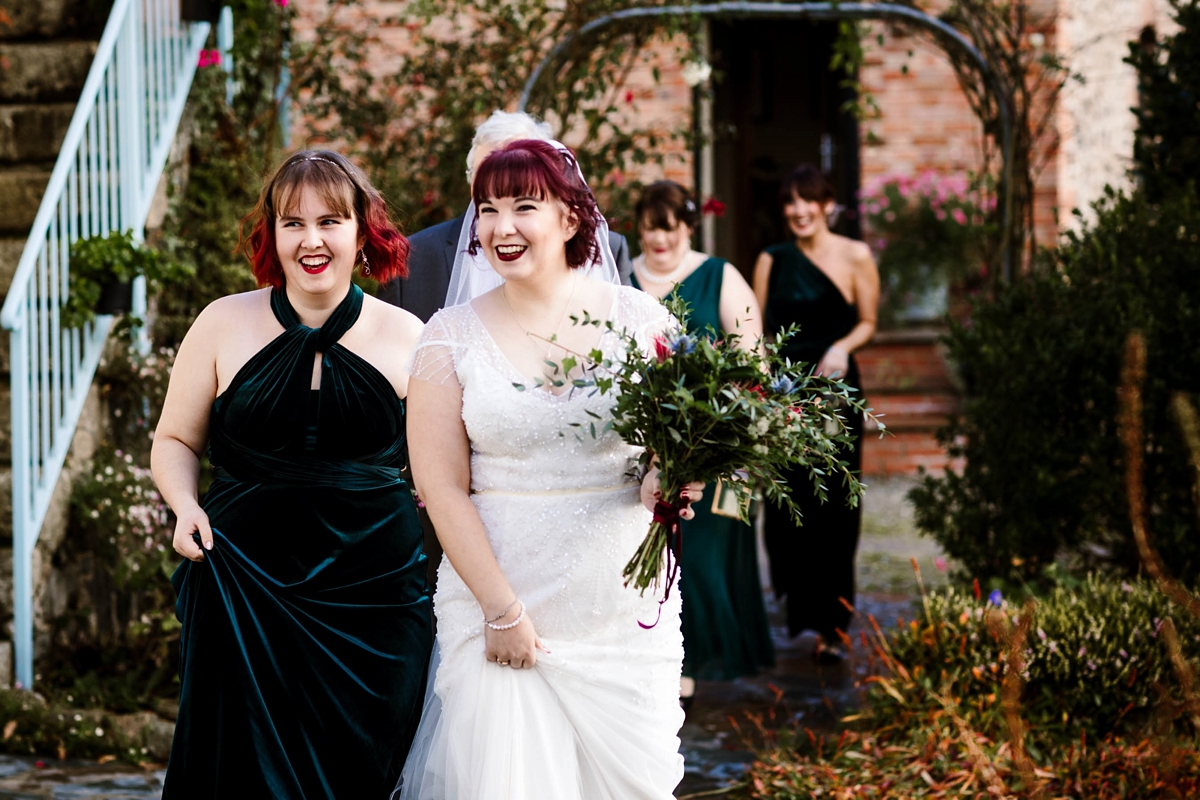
[237,150,409,288]
[469,139,602,269]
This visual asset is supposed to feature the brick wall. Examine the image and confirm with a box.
[286,0,1179,476]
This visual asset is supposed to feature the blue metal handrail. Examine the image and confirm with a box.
[0,0,213,688]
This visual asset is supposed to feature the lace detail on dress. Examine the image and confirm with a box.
[410,309,468,388]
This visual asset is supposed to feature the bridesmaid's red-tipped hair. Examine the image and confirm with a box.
[470,139,602,269]
[237,150,410,288]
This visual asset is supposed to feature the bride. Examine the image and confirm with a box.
[400,138,702,799]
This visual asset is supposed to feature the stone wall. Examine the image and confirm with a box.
[1056,0,1176,225]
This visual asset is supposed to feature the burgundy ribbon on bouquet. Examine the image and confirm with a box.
[639,499,688,630]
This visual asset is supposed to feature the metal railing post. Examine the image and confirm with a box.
[10,316,31,689]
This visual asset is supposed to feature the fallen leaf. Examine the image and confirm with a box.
[2,720,15,740]
[97,754,117,764]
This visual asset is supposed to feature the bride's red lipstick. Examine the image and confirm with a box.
[496,245,527,262]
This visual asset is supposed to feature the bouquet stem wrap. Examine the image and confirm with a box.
[625,484,687,629]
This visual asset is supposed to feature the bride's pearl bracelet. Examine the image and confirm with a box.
[485,602,526,631]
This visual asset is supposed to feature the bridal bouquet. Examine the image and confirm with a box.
[549,297,875,614]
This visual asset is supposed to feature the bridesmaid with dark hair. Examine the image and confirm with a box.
[631,180,774,707]
[753,165,879,664]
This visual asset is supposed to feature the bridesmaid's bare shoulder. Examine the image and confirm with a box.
[362,293,424,354]
[186,288,273,344]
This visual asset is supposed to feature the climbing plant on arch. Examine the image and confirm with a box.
[517,0,1069,283]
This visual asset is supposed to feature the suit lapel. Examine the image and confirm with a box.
[441,215,464,277]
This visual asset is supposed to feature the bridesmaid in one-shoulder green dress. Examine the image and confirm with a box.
[753,165,879,663]
[152,151,432,798]
[632,181,775,702]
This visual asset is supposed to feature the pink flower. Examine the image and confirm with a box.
[952,208,968,226]
[934,556,947,572]
[197,49,221,68]
[624,90,635,104]
[653,335,671,364]
[935,209,947,221]
[274,0,288,6]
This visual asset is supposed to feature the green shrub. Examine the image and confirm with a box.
[909,188,1200,585]
[886,577,1200,737]
[0,690,135,762]
[735,576,1200,798]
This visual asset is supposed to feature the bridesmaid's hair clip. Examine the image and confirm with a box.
[303,156,339,166]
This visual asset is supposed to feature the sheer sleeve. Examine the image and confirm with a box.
[616,286,681,356]
[409,309,466,388]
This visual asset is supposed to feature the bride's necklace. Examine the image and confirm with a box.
[635,251,695,285]
[501,271,579,362]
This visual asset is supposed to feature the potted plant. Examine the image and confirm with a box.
[859,172,994,327]
[63,231,188,329]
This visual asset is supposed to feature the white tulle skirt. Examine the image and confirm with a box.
[398,486,685,800]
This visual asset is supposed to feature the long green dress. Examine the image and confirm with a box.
[632,257,775,680]
[761,242,864,641]
[163,284,433,799]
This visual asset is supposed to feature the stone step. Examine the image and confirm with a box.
[0,384,9,460]
[0,544,8,623]
[862,429,961,477]
[867,392,959,433]
[0,41,95,104]
[858,338,958,395]
[0,0,106,42]
[0,166,50,235]
[0,236,23,299]
[0,103,73,164]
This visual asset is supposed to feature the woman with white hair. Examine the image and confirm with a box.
[378,111,632,323]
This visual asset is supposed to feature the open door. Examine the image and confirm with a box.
[707,19,861,276]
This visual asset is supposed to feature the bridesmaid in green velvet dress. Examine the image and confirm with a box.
[151,151,433,798]
[630,180,775,707]
[753,165,879,664]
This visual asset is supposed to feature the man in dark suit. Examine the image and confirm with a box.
[380,111,633,585]
[378,111,633,322]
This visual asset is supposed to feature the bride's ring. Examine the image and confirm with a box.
[497,660,510,666]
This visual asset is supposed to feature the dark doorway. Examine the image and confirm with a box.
[708,19,860,276]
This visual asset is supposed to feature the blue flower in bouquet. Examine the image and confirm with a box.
[987,589,1003,606]
[769,375,796,395]
[669,334,696,355]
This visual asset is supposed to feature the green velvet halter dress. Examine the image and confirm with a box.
[163,284,433,799]
[632,257,775,680]
[761,241,864,641]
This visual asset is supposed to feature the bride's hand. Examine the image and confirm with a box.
[485,610,547,670]
[640,466,705,522]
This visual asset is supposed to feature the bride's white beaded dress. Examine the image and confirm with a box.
[399,285,685,800]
